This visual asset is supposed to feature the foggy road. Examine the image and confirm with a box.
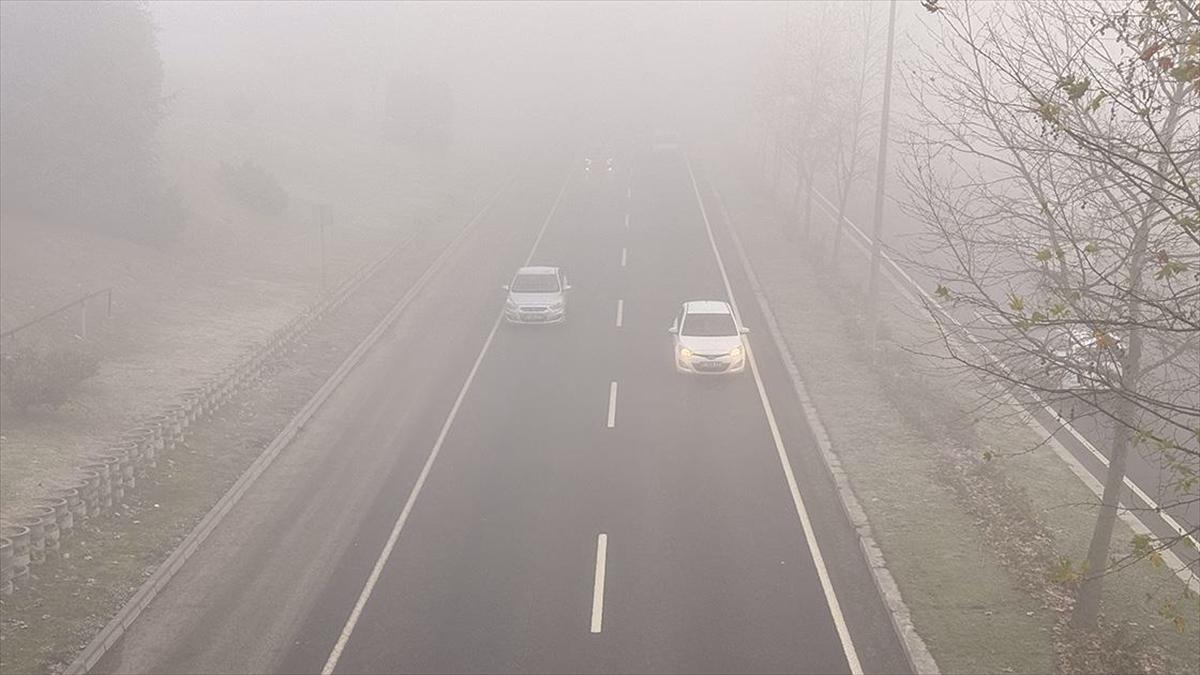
[91,153,911,675]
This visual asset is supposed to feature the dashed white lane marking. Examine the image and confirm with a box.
[320,168,574,675]
[624,213,630,229]
[626,186,632,200]
[606,381,618,428]
[621,247,627,267]
[590,534,608,633]
[685,155,865,675]
[616,299,624,328]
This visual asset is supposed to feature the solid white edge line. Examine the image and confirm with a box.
[616,299,624,328]
[621,247,627,267]
[807,185,1200,575]
[607,381,618,428]
[713,185,940,675]
[320,166,575,675]
[686,156,864,675]
[591,533,608,633]
[62,181,514,675]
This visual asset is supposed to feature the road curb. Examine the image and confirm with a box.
[709,184,941,675]
[64,182,511,675]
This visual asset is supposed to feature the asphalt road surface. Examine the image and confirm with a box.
[93,152,910,675]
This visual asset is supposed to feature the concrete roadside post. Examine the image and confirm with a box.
[79,462,110,514]
[1,524,29,589]
[76,468,101,519]
[113,443,137,491]
[46,488,78,539]
[15,513,45,566]
[33,498,68,553]
[26,505,59,559]
[147,415,172,453]
[57,480,88,526]
[96,454,123,505]
[0,537,12,595]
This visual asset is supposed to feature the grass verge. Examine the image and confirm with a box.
[712,160,1199,674]
[0,193,486,675]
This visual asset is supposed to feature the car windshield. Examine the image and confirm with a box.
[682,312,736,337]
[511,273,559,293]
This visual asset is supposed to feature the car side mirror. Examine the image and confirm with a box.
[740,327,750,335]
[667,326,678,335]
[501,285,510,291]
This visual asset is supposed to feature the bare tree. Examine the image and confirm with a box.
[902,0,1199,632]
[753,2,843,241]
[830,2,884,265]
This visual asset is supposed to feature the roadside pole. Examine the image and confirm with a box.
[319,204,331,294]
[866,0,897,356]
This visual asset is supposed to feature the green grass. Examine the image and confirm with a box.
[997,417,1200,674]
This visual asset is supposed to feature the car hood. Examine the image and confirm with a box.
[508,292,562,306]
[677,335,741,355]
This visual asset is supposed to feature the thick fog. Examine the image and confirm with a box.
[151,1,787,156]
[1,3,1197,675]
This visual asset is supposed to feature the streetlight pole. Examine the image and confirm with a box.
[867,0,897,355]
[315,203,330,294]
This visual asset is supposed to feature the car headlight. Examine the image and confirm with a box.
[729,345,743,359]
[679,347,693,360]
[505,297,518,308]
[549,301,564,310]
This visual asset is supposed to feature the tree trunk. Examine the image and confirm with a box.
[770,131,783,195]
[832,181,852,264]
[866,0,897,355]
[1073,313,1146,629]
[1072,399,1134,628]
[791,166,803,215]
[1070,79,1183,631]
[759,128,770,179]
[802,167,815,243]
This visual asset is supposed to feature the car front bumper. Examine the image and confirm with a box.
[675,355,745,375]
[504,307,565,324]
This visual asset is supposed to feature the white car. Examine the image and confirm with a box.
[668,300,749,374]
[503,266,570,324]
[583,155,614,175]
[1045,326,1123,390]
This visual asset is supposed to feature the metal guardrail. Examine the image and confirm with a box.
[0,288,113,342]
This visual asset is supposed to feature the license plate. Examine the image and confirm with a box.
[696,361,723,371]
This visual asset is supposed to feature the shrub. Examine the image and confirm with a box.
[219,159,288,217]
[0,346,100,412]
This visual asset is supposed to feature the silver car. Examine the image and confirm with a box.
[668,300,749,374]
[503,266,571,324]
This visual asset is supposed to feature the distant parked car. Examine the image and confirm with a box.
[668,300,749,374]
[1043,326,1124,390]
[503,266,571,324]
